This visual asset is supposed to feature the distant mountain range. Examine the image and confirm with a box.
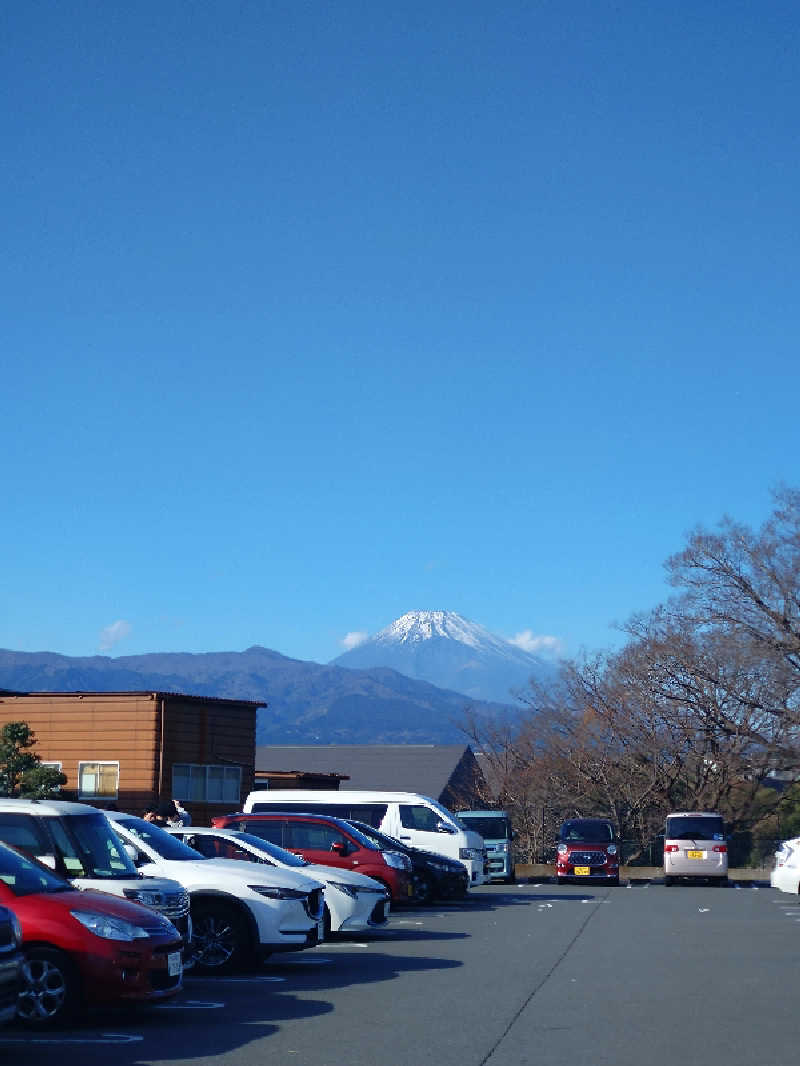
[0,611,549,743]
[0,644,516,745]
[332,610,555,702]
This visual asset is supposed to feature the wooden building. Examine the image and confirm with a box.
[0,690,264,826]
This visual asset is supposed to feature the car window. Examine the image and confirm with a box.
[285,822,350,850]
[0,813,52,856]
[239,821,285,847]
[399,804,440,831]
[665,816,724,841]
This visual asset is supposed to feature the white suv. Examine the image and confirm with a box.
[107,812,326,973]
[168,826,390,937]
[0,799,191,942]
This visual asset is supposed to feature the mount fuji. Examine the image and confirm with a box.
[331,610,557,703]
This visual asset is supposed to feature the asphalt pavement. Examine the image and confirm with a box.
[4,881,798,1066]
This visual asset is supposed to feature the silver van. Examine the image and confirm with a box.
[663,811,728,886]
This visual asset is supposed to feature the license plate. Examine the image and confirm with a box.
[167,951,182,977]
[687,851,705,860]
[573,866,590,876]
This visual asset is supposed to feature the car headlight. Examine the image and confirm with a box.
[123,888,164,908]
[70,910,150,941]
[328,881,359,899]
[607,845,618,856]
[459,848,480,860]
[248,885,309,900]
[383,851,411,870]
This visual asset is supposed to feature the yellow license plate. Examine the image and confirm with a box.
[573,866,591,876]
[687,850,704,859]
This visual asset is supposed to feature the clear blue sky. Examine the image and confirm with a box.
[3,2,799,665]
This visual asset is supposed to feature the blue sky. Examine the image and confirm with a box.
[3,2,799,665]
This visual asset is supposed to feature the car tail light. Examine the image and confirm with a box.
[664,844,679,853]
[712,845,727,853]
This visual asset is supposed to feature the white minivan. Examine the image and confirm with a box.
[242,790,487,887]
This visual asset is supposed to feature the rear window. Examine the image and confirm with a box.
[665,815,724,841]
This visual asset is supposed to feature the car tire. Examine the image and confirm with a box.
[610,876,620,887]
[18,947,81,1028]
[191,900,250,974]
[556,876,567,886]
[323,904,333,939]
[716,876,728,887]
[664,876,673,887]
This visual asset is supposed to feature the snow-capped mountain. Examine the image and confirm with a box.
[331,610,557,703]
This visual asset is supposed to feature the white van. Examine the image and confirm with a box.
[242,790,487,887]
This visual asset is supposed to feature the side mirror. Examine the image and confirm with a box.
[436,821,455,834]
[330,841,349,855]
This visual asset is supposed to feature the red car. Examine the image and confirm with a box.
[0,841,183,1027]
[556,818,620,886]
[212,812,414,902]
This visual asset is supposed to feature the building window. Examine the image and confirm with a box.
[78,761,119,799]
[38,761,63,792]
[172,764,242,805]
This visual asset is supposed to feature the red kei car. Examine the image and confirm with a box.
[556,818,620,886]
[0,841,183,1027]
[212,812,414,902]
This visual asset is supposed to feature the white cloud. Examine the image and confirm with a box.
[341,630,369,651]
[99,619,132,652]
[508,630,564,657]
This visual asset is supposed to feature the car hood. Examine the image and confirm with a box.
[205,857,324,892]
[303,864,386,890]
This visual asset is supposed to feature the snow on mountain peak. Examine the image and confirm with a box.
[376,610,511,654]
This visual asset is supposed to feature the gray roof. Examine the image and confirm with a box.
[255,744,479,804]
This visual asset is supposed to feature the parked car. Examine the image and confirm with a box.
[770,837,800,892]
[0,799,191,946]
[663,811,728,886]
[457,810,515,883]
[0,904,22,1028]
[242,790,487,887]
[0,840,182,1027]
[168,826,390,937]
[212,812,414,903]
[345,820,469,903]
[106,812,325,973]
[556,818,620,885]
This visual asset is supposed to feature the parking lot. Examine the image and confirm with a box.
[4,880,799,1066]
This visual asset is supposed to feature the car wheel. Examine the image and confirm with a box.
[413,875,434,905]
[716,876,728,887]
[18,947,81,1028]
[556,876,567,886]
[191,901,250,973]
[664,876,673,887]
[610,876,620,887]
[323,904,333,939]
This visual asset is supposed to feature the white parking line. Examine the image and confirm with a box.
[0,1033,144,1044]
[186,975,286,983]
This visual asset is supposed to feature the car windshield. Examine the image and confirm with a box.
[115,817,206,860]
[665,816,725,841]
[0,842,74,897]
[458,816,512,840]
[560,820,615,843]
[225,832,309,868]
[57,813,140,879]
